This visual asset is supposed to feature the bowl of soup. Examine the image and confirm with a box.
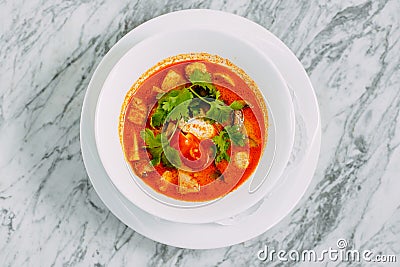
[120,53,267,205]
[95,29,295,223]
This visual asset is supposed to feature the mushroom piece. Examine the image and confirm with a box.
[234,151,250,169]
[231,110,244,128]
[178,171,200,194]
[161,70,186,91]
[213,73,235,87]
[243,119,260,148]
[185,62,208,79]
[127,97,147,125]
[248,137,259,148]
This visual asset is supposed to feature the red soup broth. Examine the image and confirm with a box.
[120,55,267,202]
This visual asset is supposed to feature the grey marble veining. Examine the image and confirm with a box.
[1,0,399,266]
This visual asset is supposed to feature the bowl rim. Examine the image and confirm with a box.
[94,27,295,223]
[118,52,270,208]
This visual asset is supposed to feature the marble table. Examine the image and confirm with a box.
[1,0,399,266]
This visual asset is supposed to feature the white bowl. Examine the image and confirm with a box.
[95,28,295,223]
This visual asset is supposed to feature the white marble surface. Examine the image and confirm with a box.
[1,0,399,266]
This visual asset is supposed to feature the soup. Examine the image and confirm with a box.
[119,53,267,202]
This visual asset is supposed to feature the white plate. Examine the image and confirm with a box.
[94,28,295,223]
[80,9,321,249]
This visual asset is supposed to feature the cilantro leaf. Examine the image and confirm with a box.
[225,125,246,146]
[161,145,182,168]
[160,88,192,112]
[189,69,212,83]
[140,129,163,165]
[161,153,173,168]
[151,88,193,127]
[174,88,193,105]
[211,125,246,163]
[140,129,181,167]
[150,108,167,128]
[206,100,232,123]
[159,89,180,102]
[189,69,219,99]
[148,147,162,166]
[140,128,159,146]
[230,100,247,110]
[168,99,191,121]
[188,98,202,117]
[212,131,230,163]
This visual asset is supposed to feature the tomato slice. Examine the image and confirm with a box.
[178,132,201,161]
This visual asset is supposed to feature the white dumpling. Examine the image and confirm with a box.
[180,118,217,140]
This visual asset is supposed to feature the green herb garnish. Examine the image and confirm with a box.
[189,69,219,99]
[140,129,181,167]
[212,126,246,163]
[150,88,193,128]
[225,125,246,146]
[230,100,248,110]
[206,100,232,123]
[140,129,163,166]
[212,130,231,163]
[144,67,248,168]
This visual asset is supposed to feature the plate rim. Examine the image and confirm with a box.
[80,9,321,249]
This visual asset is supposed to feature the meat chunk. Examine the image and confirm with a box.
[185,62,207,79]
[161,70,186,91]
[213,73,235,87]
[234,151,249,169]
[178,171,200,194]
[127,97,147,125]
